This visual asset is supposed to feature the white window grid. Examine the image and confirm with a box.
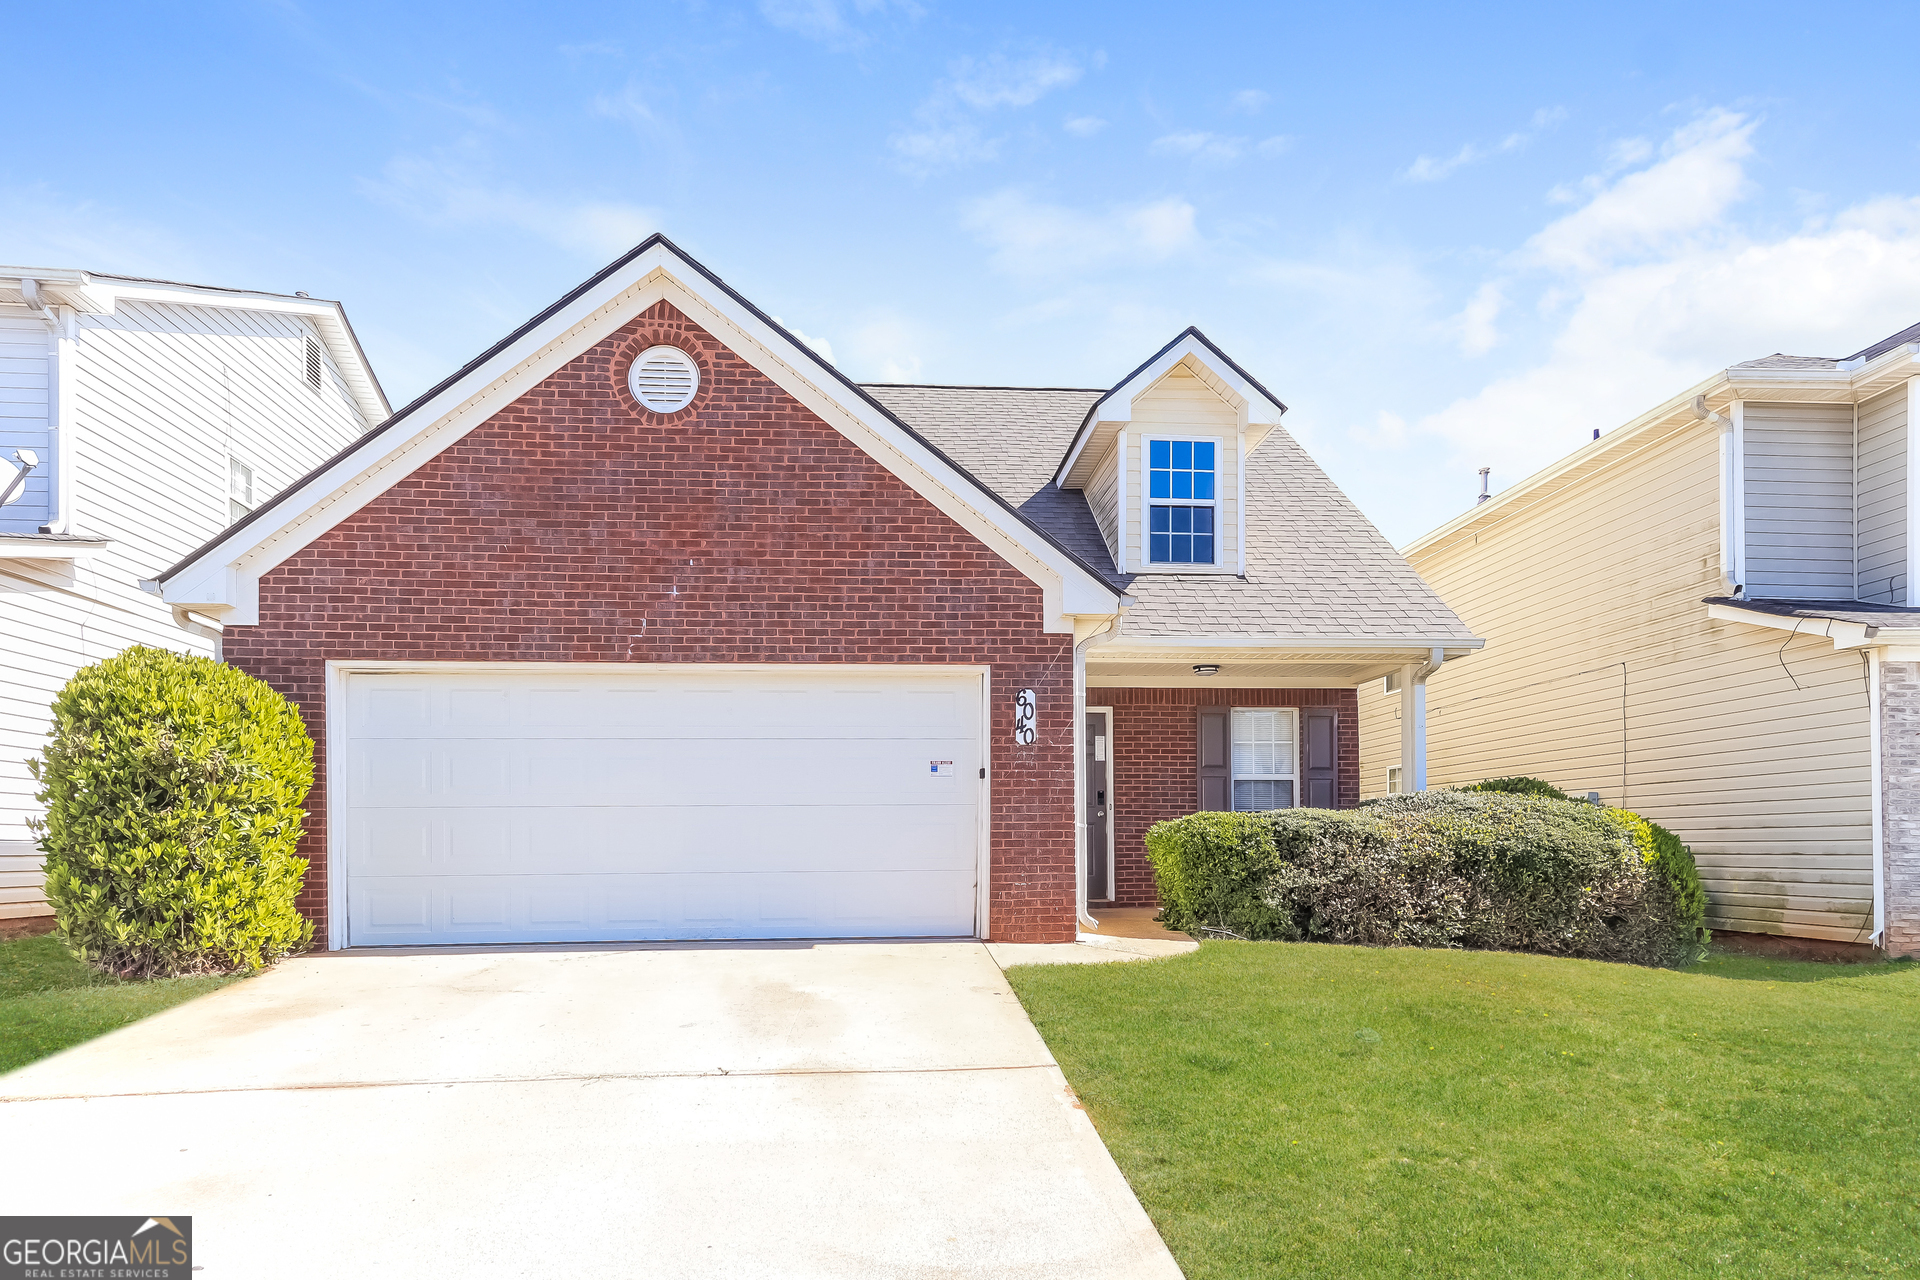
[229,457,254,525]
[1231,706,1298,812]
[1139,434,1225,571]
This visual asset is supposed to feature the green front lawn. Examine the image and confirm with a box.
[0,932,240,1075]
[1007,942,1920,1278]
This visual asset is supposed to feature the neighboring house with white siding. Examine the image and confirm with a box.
[1,269,385,920]
[1361,319,1920,956]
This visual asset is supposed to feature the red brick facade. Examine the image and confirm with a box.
[1091,687,1360,908]
[222,301,1080,944]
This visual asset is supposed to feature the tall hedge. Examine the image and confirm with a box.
[1145,790,1709,967]
[30,646,315,977]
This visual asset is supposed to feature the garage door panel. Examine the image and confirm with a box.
[341,668,984,946]
[351,805,974,878]
[348,872,974,944]
[352,739,978,809]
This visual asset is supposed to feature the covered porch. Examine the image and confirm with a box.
[1074,637,1479,922]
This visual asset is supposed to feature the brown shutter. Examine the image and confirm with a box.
[1197,706,1231,812]
[1302,707,1338,809]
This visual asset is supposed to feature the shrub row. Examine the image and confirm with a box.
[1145,787,1709,967]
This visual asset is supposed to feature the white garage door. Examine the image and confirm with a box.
[339,667,983,946]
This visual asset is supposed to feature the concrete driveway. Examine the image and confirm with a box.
[0,941,1184,1279]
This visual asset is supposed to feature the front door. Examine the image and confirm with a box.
[1085,709,1111,901]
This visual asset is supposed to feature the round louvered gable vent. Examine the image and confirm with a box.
[628,345,700,413]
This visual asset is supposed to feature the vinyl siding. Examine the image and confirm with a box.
[1855,384,1907,603]
[1126,367,1239,574]
[1087,436,1121,566]
[1385,418,1873,942]
[1742,402,1855,600]
[0,316,51,534]
[0,299,368,916]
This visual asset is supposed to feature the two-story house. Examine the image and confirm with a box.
[1369,319,1920,957]
[152,235,1478,949]
[2,269,385,921]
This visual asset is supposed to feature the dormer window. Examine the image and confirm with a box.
[1148,438,1216,564]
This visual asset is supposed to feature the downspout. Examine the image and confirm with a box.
[1399,646,1445,792]
[24,281,80,535]
[1868,649,1886,947]
[1694,395,1739,595]
[1073,609,1126,933]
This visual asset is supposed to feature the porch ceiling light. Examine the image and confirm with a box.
[1192,664,1221,677]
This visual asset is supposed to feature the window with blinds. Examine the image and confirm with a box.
[1231,707,1297,811]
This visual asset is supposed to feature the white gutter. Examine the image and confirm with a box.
[21,282,80,535]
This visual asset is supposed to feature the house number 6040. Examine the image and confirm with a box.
[1013,689,1037,745]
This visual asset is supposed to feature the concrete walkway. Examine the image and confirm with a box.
[0,940,1185,1279]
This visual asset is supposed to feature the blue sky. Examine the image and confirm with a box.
[8,1,1920,544]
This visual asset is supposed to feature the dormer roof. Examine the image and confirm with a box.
[1052,327,1288,489]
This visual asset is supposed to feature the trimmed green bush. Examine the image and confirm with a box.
[1146,790,1709,966]
[1454,775,1574,801]
[30,646,315,977]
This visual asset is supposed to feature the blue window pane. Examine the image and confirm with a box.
[1193,535,1214,563]
[1193,507,1214,534]
[1150,506,1171,532]
[1195,441,1215,470]
[1171,440,1192,469]
[1150,533,1171,561]
[1171,507,1192,533]
[1171,471,1191,499]
[1149,439,1170,469]
[1171,535,1192,562]
[1150,470,1169,498]
[1194,472,1214,500]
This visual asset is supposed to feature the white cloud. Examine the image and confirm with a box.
[359,152,657,257]
[771,316,835,363]
[1231,89,1270,114]
[964,190,1198,278]
[1522,108,1753,273]
[949,53,1082,109]
[1151,131,1294,166]
[1064,115,1107,137]
[890,50,1086,175]
[758,0,915,47]
[1402,106,1566,182]
[1414,111,1920,481]
[842,312,930,382]
[1151,132,1243,164]
[1453,281,1506,356]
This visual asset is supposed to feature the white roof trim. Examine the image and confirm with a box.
[1053,329,1287,486]
[155,238,1121,633]
[1406,341,1920,562]
[1704,602,1913,650]
[1098,634,1483,653]
[0,267,389,429]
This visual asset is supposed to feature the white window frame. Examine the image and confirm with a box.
[1386,766,1404,795]
[1138,433,1226,573]
[228,456,255,525]
[1230,705,1298,812]
[1383,671,1401,696]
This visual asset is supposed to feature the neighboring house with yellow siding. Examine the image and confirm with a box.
[1362,319,1920,955]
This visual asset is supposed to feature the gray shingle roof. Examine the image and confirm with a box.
[865,383,1476,643]
[1728,318,1920,371]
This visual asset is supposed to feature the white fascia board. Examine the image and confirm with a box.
[0,537,111,561]
[91,280,389,427]
[1705,602,1879,649]
[1098,634,1484,653]
[1054,334,1285,486]
[160,244,1119,631]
